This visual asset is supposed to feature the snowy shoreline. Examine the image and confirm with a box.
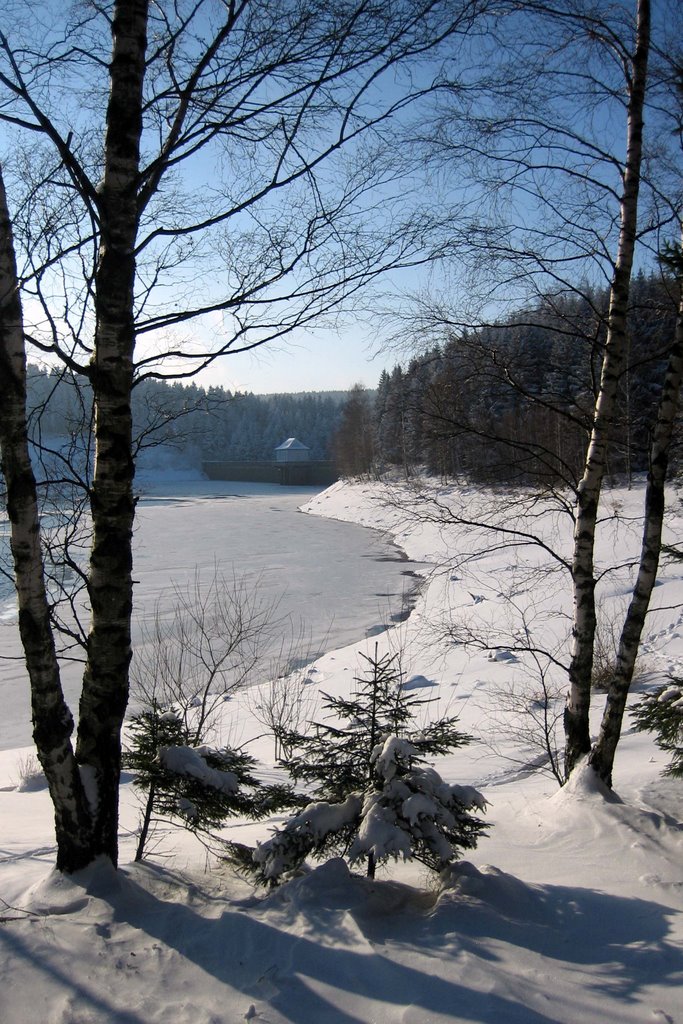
[1,477,682,1024]
[0,480,427,752]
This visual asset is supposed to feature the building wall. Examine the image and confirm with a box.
[203,461,338,486]
[274,448,310,463]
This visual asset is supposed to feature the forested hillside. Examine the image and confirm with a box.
[26,271,679,482]
[25,370,348,464]
[334,273,680,485]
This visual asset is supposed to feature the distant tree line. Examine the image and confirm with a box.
[25,369,348,466]
[24,269,679,483]
[334,272,680,486]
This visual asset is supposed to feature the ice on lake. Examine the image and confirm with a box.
[0,480,426,749]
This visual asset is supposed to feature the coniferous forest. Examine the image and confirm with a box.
[24,370,348,466]
[334,272,681,486]
[26,271,679,485]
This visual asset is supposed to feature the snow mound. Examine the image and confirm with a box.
[267,857,354,907]
[15,771,48,793]
[402,674,437,690]
[438,860,552,924]
[486,649,519,663]
[265,857,433,920]
[21,857,123,915]
[549,761,622,807]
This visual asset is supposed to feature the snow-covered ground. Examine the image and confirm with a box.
[1,478,682,1024]
[0,479,423,751]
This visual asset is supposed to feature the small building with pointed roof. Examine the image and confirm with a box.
[203,435,336,484]
[274,437,311,463]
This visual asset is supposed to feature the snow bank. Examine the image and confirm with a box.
[2,477,683,1024]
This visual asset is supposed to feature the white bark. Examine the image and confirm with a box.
[0,164,94,871]
[564,0,651,776]
[590,241,683,784]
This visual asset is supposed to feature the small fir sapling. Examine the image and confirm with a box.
[124,704,291,861]
[280,647,416,800]
[632,679,683,778]
[229,645,488,883]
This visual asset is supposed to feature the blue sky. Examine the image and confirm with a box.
[200,324,386,395]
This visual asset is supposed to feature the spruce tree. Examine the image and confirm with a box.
[632,681,683,778]
[124,704,291,861]
[230,646,488,884]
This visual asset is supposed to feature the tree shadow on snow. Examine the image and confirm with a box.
[407,862,683,1007]
[103,872,556,1024]
[100,859,683,1023]
[6,858,680,1024]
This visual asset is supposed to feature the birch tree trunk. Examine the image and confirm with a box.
[2,0,494,872]
[563,0,651,777]
[73,0,148,865]
[0,166,94,872]
[589,252,683,785]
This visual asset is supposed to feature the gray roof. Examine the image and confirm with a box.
[275,437,310,451]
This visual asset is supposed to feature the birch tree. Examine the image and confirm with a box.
[1,166,94,871]
[0,0,489,872]
[378,0,682,785]
[563,0,652,774]
[589,243,683,784]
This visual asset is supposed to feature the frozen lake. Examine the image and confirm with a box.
[0,480,425,749]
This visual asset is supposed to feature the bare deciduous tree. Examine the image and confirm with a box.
[249,668,314,761]
[377,0,682,786]
[131,568,285,744]
[126,567,289,861]
[0,0,490,871]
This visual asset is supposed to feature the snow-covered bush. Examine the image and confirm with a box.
[230,646,488,883]
[124,705,291,860]
[251,734,487,883]
[632,680,683,778]
[348,736,487,871]
[14,753,47,792]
